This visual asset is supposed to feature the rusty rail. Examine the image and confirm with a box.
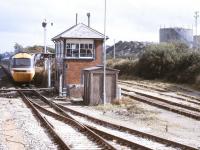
[121,86,200,112]
[18,89,198,150]
[0,88,54,92]
[118,80,200,101]
[122,90,200,121]
[86,125,152,150]
[55,103,198,150]
[29,97,151,150]
[18,91,70,150]
[28,90,116,150]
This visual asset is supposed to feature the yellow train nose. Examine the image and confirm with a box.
[12,71,35,82]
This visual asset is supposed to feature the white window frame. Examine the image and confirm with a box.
[65,39,94,59]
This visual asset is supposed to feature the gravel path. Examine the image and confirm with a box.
[0,96,57,150]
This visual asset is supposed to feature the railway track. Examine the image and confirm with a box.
[121,84,200,107]
[118,80,169,92]
[118,80,194,93]
[19,90,154,150]
[22,90,197,150]
[118,81,200,120]
[0,69,198,150]
[19,91,117,150]
[177,92,200,102]
[0,88,54,92]
[53,103,198,150]
[19,91,71,149]
[118,80,200,102]
[123,87,200,111]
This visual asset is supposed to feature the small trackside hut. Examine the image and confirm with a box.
[83,66,119,105]
[52,23,105,96]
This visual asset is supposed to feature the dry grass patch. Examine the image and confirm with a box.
[95,97,148,115]
[93,96,158,121]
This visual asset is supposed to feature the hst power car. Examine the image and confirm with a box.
[1,52,35,83]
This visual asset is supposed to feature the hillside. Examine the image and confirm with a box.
[107,41,153,58]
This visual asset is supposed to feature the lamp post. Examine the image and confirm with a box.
[42,19,53,88]
[42,19,47,70]
[103,0,107,105]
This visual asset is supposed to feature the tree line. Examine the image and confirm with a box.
[14,43,55,54]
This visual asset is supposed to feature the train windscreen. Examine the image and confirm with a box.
[12,58,32,68]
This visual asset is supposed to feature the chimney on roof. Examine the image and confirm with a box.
[87,12,90,27]
[76,13,78,25]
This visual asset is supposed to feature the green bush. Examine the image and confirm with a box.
[172,52,200,83]
[107,59,138,76]
[107,42,200,86]
[137,43,183,79]
[177,52,200,70]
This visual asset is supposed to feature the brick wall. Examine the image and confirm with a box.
[64,40,103,84]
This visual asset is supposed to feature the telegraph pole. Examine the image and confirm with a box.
[103,0,107,105]
[194,11,199,48]
[113,39,116,59]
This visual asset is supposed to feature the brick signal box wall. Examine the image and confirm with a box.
[64,40,103,85]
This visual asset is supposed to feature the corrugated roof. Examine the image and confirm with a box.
[52,23,105,40]
[83,66,102,71]
[83,66,119,72]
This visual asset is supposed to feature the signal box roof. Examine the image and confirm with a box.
[52,23,107,40]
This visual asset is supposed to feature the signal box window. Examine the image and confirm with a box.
[66,43,94,59]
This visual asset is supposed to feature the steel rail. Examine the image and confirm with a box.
[86,125,152,150]
[177,92,200,102]
[121,87,200,113]
[0,88,54,92]
[55,103,198,150]
[29,90,198,149]
[122,90,200,121]
[118,80,167,92]
[31,90,116,150]
[29,98,151,150]
[118,80,200,101]
[119,81,200,106]
[18,91,70,150]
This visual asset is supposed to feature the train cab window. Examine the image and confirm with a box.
[12,58,32,68]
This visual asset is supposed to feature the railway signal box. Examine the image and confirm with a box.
[52,23,106,97]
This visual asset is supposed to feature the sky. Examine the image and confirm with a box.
[0,0,200,53]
